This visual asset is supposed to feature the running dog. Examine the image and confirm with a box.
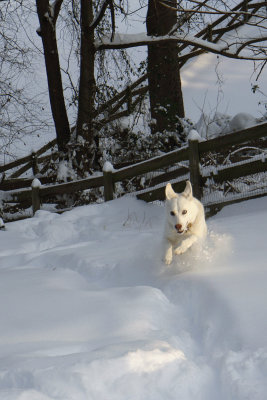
[163,181,207,265]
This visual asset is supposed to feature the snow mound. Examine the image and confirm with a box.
[229,112,257,131]
[195,112,259,139]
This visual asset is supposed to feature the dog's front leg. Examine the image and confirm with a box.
[174,235,197,255]
[163,240,173,265]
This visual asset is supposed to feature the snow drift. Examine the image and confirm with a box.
[0,196,266,399]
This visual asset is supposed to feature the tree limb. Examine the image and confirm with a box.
[94,74,148,116]
[88,0,115,41]
[109,0,115,42]
[96,32,267,61]
[96,32,229,52]
[52,0,63,23]
[160,0,266,18]
[96,93,146,127]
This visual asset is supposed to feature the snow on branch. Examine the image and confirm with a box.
[95,30,267,61]
[175,1,267,65]
[95,32,230,53]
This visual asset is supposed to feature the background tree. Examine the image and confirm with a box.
[0,0,51,162]
[100,0,267,139]
[1,0,267,177]
[146,0,185,134]
[36,0,71,152]
[36,0,133,174]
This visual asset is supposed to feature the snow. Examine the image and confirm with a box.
[229,113,257,132]
[103,161,115,173]
[195,112,265,139]
[0,195,267,399]
[31,178,42,189]
[188,129,204,142]
[57,160,77,182]
[0,218,5,230]
[96,32,229,53]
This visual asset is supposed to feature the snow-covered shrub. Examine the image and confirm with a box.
[98,117,193,167]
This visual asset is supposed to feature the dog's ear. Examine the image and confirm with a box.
[165,183,177,200]
[182,181,193,199]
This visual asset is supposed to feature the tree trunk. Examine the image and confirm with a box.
[36,0,70,152]
[76,0,97,170]
[146,0,185,135]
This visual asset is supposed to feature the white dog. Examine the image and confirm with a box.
[163,181,207,265]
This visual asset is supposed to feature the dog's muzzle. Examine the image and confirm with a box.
[175,224,184,234]
[175,223,192,234]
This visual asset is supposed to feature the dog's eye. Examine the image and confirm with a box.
[170,211,175,216]
[182,210,187,215]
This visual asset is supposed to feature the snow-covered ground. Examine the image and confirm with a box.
[0,195,267,400]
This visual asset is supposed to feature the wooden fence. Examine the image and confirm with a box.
[1,121,267,220]
[0,139,57,178]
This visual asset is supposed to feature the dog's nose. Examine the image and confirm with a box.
[175,224,182,231]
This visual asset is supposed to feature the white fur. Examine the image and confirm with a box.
[163,181,207,265]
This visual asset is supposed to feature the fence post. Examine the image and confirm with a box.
[103,162,114,201]
[31,152,39,176]
[31,179,41,215]
[188,139,202,200]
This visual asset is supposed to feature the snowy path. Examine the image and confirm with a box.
[0,197,266,400]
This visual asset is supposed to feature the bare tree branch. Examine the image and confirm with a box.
[160,0,266,18]
[90,0,115,40]
[109,0,115,41]
[90,0,110,29]
[94,74,148,116]
[53,0,63,23]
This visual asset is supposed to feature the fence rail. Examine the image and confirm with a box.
[1,122,267,220]
[0,139,57,175]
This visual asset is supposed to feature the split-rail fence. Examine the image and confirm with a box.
[1,122,267,220]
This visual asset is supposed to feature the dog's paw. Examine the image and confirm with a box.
[174,246,186,255]
[164,256,172,265]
